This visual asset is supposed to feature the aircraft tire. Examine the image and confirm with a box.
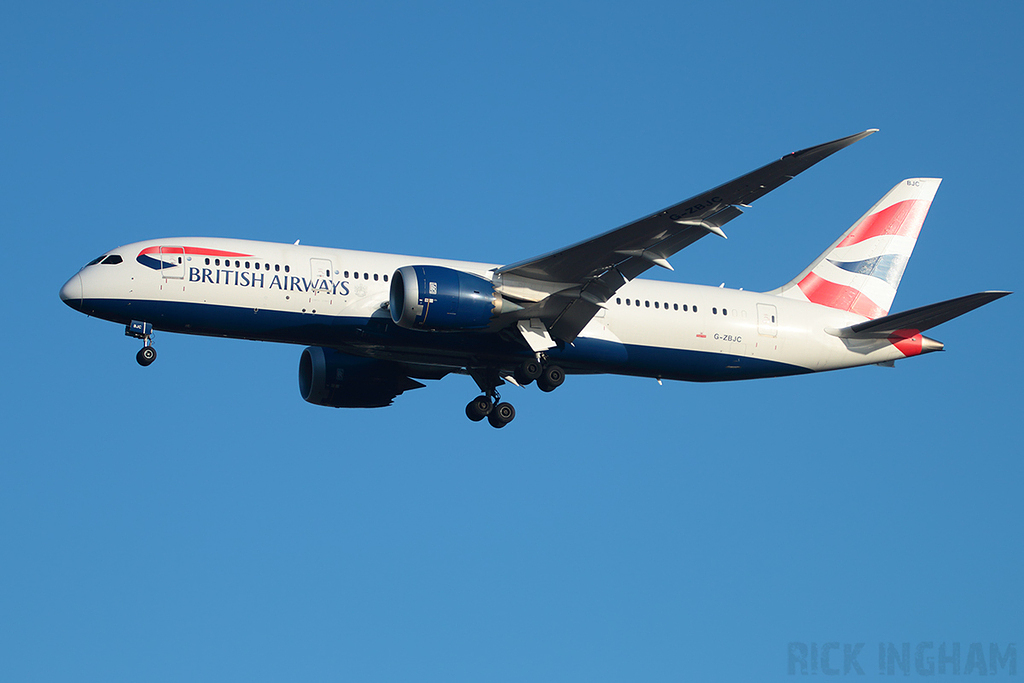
[487,402,515,428]
[137,346,157,366]
[514,359,542,385]
[466,396,492,422]
[537,365,564,392]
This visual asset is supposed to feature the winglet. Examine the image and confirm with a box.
[726,129,878,209]
[780,128,877,165]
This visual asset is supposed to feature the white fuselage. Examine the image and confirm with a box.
[61,237,921,382]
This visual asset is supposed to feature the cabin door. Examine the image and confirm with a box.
[757,303,778,336]
[160,246,185,279]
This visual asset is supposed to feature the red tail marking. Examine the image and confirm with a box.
[797,272,888,319]
[836,199,930,248]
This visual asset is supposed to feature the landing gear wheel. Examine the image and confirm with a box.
[537,364,564,392]
[465,396,493,422]
[137,346,157,367]
[487,402,516,428]
[514,359,542,386]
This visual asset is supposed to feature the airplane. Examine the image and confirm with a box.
[59,130,1010,427]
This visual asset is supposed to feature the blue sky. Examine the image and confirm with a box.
[2,2,1021,681]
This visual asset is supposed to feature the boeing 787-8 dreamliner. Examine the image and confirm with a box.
[60,130,1010,427]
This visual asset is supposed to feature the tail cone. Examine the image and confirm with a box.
[921,336,944,354]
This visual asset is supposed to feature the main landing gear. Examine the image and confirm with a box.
[126,320,157,367]
[465,359,565,428]
[465,393,516,429]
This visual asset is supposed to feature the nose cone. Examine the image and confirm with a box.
[60,273,83,310]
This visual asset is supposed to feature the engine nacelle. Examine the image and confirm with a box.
[298,346,424,408]
[389,265,501,331]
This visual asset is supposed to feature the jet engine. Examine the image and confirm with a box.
[298,346,424,408]
[389,265,503,331]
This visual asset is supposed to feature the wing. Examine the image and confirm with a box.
[496,129,877,343]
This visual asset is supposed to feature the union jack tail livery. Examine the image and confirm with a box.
[773,178,941,319]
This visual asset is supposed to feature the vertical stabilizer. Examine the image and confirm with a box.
[771,178,941,319]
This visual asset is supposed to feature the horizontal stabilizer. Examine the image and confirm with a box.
[827,291,1011,339]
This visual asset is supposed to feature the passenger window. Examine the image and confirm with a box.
[723,308,727,316]
[255,262,260,270]
[713,307,717,314]
[645,301,650,308]
[205,258,210,265]
[354,272,359,279]
[673,303,678,311]
[654,301,659,309]
[234,260,240,268]
[693,305,698,313]
[275,264,280,272]
[374,273,379,281]
[344,271,349,278]
[245,261,250,269]
[383,274,388,282]
[285,265,290,273]
[363,273,368,280]
[215,259,220,266]
[616,297,621,305]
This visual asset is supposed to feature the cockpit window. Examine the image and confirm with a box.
[86,255,106,266]
[101,254,123,265]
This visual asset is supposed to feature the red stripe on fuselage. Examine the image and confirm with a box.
[836,199,930,248]
[138,246,253,257]
[797,271,888,319]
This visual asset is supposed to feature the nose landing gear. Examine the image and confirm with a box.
[126,320,157,367]
[136,344,157,366]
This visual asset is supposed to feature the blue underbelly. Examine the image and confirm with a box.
[78,298,808,382]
